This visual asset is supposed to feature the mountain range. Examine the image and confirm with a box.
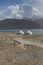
[0,4,42,20]
[0,18,42,29]
[0,4,43,30]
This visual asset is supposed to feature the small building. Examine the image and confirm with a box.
[17,30,24,35]
[27,30,32,35]
[19,30,24,34]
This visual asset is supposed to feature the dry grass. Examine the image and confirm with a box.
[23,34,43,39]
[0,33,43,65]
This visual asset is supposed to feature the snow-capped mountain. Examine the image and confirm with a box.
[0,4,42,20]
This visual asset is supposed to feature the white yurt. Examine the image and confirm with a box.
[27,30,32,35]
[19,30,24,34]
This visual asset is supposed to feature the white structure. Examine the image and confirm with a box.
[27,30,32,35]
[19,30,24,34]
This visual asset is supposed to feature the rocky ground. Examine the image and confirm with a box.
[0,33,43,65]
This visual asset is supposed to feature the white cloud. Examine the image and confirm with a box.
[38,0,43,13]
[0,4,33,20]
[33,7,43,16]
[0,5,24,20]
[0,0,43,20]
[33,0,43,16]
[22,0,43,17]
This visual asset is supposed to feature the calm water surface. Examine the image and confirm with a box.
[0,29,43,34]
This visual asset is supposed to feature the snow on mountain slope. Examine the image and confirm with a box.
[0,4,42,20]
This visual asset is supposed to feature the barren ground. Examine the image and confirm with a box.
[0,32,43,65]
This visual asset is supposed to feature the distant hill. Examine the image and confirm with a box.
[34,18,43,28]
[0,18,42,29]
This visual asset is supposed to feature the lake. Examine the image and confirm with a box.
[0,29,43,34]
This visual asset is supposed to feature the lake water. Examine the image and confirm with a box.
[0,29,43,34]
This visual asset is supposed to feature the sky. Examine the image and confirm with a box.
[0,0,22,11]
[0,0,38,10]
[0,0,43,20]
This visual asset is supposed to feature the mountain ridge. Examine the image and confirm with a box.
[0,18,42,29]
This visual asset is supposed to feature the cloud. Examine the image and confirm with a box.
[38,0,43,13]
[0,0,43,20]
[22,0,39,6]
[0,4,33,20]
[22,0,43,16]
[34,0,43,16]
[0,5,23,20]
[32,7,43,16]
